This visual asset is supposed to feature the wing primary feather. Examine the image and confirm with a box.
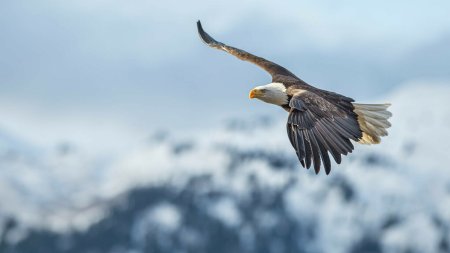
[311,128,331,174]
[320,119,353,154]
[197,21,221,47]
[306,131,321,174]
[334,117,362,140]
[323,118,358,150]
[293,125,306,162]
[287,124,306,166]
[315,121,343,163]
[327,120,353,139]
[302,129,312,169]
[286,123,296,147]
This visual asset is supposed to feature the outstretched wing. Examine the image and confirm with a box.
[197,20,298,81]
[286,89,362,174]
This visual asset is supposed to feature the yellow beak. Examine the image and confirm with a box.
[249,89,262,99]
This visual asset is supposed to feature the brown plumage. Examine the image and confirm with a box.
[197,21,392,175]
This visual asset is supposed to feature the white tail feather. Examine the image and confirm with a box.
[353,103,392,144]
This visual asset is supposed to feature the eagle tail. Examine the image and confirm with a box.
[353,103,392,144]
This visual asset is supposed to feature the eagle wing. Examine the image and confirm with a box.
[197,21,299,82]
[286,89,362,174]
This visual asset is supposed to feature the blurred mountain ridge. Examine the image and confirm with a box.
[0,81,450,253]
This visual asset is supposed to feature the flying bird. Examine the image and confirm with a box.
[197,21,392,175]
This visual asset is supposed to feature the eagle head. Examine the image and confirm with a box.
[249,82,288,106]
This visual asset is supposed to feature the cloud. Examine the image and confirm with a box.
[0,0,449,152]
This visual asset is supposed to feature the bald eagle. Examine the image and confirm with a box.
[197,21,392,175]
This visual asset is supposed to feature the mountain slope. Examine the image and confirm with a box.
[1,81,450,253]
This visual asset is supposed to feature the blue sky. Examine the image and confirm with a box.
[1,0,449,152]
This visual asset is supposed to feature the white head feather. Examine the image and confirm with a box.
[252,82,288,105]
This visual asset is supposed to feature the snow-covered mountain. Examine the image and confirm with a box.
[1,82,450,253]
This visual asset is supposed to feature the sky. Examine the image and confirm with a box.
[0,0,449,153]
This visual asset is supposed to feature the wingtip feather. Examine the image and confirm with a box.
[196,20,207,43]
[197,20,203,32]
[196,20,219,46]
